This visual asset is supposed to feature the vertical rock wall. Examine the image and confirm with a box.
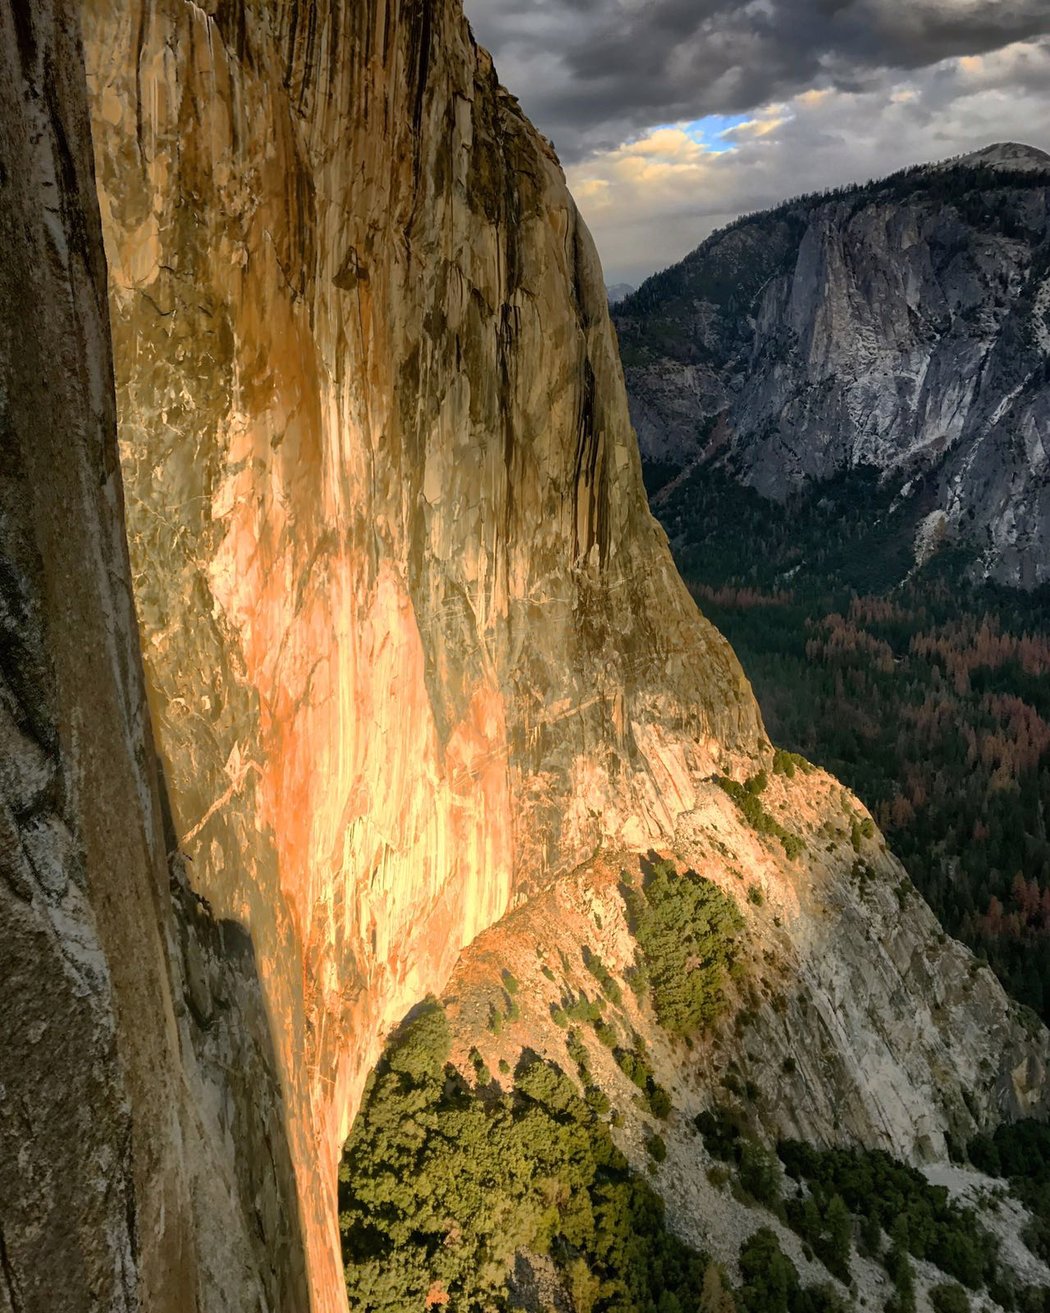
[0,5,306,1309]
[0,9,155,1304]
[83,3,760,1307]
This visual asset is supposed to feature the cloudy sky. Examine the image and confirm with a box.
[465,1,1050,287]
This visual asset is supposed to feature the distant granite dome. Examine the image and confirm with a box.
[615,143,1050,587]
[949,141,1050,173]
[607,281,636,304]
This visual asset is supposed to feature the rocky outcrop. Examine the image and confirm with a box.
[81,2,757,1308]
[615,145,1050,586]
[447,767,1049,1169]
[442,767,1050,1296]
[0,6,305,1310]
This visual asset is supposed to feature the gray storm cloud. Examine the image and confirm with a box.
[467,0,1050,160]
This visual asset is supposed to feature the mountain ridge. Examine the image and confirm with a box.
[81,0,759,1305]
[614,141,1050,587]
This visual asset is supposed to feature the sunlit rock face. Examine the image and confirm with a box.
[82,2,760,1307]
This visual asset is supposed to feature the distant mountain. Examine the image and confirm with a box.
[614,143,1050,587]
[606,281,635,305]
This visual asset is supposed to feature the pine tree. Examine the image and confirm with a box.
[699,1263,737,1313]
[824,1194,853,1282]
[886,1218,916,1313]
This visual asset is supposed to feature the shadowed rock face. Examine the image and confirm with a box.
[0,12,145,1306]
[82,3,759,1306]
[0,6,305,1310]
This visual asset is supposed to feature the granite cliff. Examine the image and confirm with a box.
[616,145,1050,587]
[81,1,755,1307]
[1,2,1048,1311]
